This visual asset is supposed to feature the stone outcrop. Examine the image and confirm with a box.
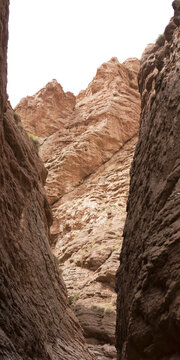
[17,57,140,205]
[16,56,141,359]
[15,80,76,138]
[116,5,180,360]
[0,1,94,359]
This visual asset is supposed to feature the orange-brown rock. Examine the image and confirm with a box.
[52,135,138,360]
[43,57,140,205]
[0,2,94,359]
[16,56,140,359]
[17,57,140,205]
[15,79,76,137]
[116,6,180,360]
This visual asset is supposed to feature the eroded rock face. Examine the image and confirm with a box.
[42,57,140,205]
[17,57,140,205]
[116,9,180,360]
[52,136,138,360]
[16,56,140,359]
[15,80,76,137]
[0,2,94,359]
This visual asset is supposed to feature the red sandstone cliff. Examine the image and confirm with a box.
[116,2,180,359]
[0,1,94,359]
[16,56,141,359]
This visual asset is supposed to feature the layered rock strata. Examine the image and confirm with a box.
[0,1,94,359]
[116,5,180,360]
[16,57,141,359]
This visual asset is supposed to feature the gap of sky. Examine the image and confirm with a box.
[8,0,173,107]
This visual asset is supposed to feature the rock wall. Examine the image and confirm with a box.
[0,1,94,359]
[0,0,8,112]
[116,4,180,360]
[16,56,141,359]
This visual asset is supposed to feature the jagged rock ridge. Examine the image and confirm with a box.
[16,56,141,359]
[16,57,140,205]
[116,3,180,359]
[16,80,76,138]
[0,1,94,359]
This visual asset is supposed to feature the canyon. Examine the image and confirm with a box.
[0,0,180,359]
[15,56,140,359]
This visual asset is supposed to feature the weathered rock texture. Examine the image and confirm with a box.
[51,135,138,360]
[0,0,8,113]
[17,57,140,205]
[0,2,94,359]
[16,57,141,359]
[16,80,76,137]
[116,6,180,360]
[15,80,76,138]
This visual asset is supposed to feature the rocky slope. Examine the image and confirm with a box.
[0,1,94,359]
[16,57,141,359]
[116,2,180,359]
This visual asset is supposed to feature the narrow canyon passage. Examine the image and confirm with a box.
[15,57,140,359]
[1,0,180,359]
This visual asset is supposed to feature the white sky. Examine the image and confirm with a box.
[8,0,173,107]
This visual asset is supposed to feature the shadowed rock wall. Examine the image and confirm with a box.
[116,5,180,360]
[0,1,94,359]
[0,0,8,112]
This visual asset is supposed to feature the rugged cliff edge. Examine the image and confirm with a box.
[116,2,180,359]
[0,1,94,359]
[16,57,140,359]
